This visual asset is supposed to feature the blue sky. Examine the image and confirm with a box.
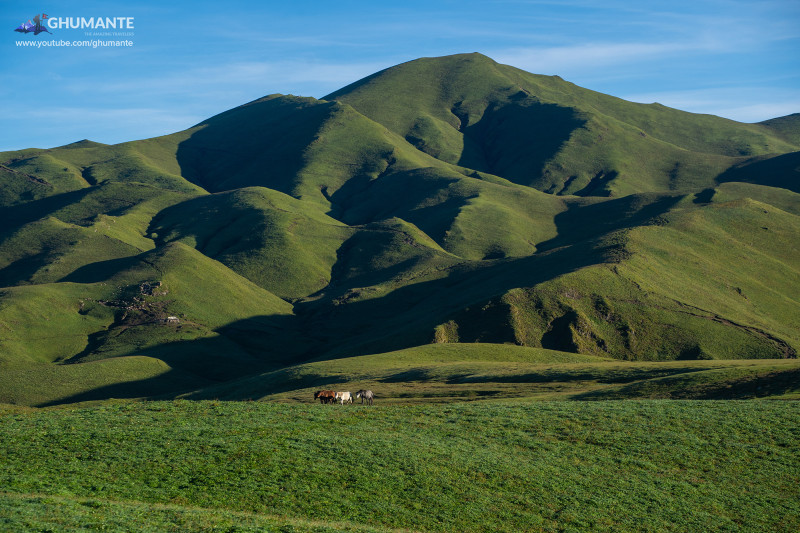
[2,0,798,151]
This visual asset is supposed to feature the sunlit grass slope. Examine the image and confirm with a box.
[759,112,800,145]
[150,187,353,299]
[433,191,800,360]
[182,349,800,403]
[0,281,116,367]
[1,134,203,200]
[0,242,296,388]
[0,356,191,407]
[0,52,798,406]
[327,53,798,196]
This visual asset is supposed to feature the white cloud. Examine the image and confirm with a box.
[62,59,390,101]
[621,88,800,122]
[207,60,389,90]
[491,41,712,76]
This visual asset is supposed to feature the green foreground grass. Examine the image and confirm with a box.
[1,400,798,532]
[0,492,391,533]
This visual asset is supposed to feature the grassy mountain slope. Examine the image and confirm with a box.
[171,91,568,263]
[173,94,462,205]
[759,112,800,145]
[150,187,353,299]
[330,167,567,260]
[0,53,798,405]
[1,242,296,388]
[433,191,799,361]
[1,135,203,200]
[62,242,296,371]
[717,150,800,193]
[327,53,798,196]
[0,216,141,287]
[0,281,116,367]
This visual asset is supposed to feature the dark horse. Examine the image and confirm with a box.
[355,389,374,405]
[314,390,336,404]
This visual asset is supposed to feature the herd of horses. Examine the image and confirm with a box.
[314,389,374,405]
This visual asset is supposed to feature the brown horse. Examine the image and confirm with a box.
[314,390,336,404]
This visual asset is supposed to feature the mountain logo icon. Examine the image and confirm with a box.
[14,13,51,35]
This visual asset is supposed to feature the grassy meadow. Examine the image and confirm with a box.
[3,343,799,407]
[2,400,799,532]
[176,344,800,404]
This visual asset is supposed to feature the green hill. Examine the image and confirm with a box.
[0,53,798,405]
[327,53,798,196]
[759,112,800,145]
[433,193,800,360]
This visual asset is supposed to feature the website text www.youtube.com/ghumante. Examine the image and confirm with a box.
[16,39,133,48]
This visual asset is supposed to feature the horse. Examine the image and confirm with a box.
[314,390,336,404]
[335,391,353,405]
[355,389,374,405]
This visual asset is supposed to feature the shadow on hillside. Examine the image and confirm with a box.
[328,167,467,239]
[460,100,586,186]
[0,186,96,233]
[175,97,334,193]
[536,193,684,253]
[38,364,354,407]
[290,191,688,362]
[36,367,212,408]
[325,226,441,291]
[38,313,311,407]
[178,370,353,402]
[574,368,800,400]
[715,151,800,193]
[294,238,609,361]
[60,254,145,283]
[380,368,437,383]
[0,251,58,286]
[447,366,716,385]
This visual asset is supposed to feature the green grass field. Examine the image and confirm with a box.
[3,343,798,407]
[1,400,798,532]
[175,344,800,404]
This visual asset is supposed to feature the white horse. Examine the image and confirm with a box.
[335,391,352,405]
